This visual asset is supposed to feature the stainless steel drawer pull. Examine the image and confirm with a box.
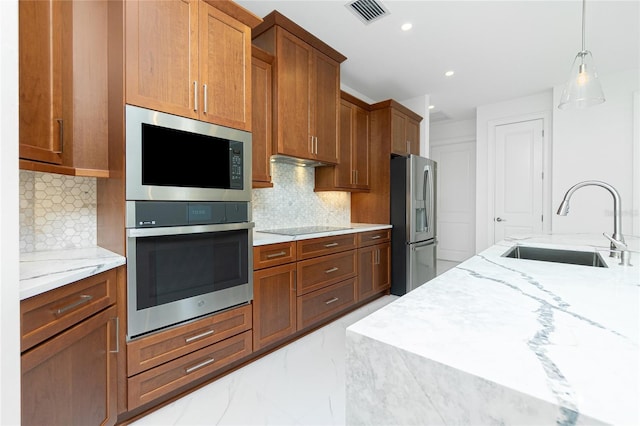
[370,235,382,240]
[324,297,339,305]
[185,357,215,374]
[55,294,93,315]
[324,267,339,274]
[324,242,339,248]
[266,251,287,259]
[185,329,215,343]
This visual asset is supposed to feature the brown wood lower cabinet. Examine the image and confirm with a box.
[357,242,391,301]
[253,262,297,351]
[125,304,253,410]
[297,277,357,330]
[127,331,252,409]
[20,268,122,426]
[21,305,118,426]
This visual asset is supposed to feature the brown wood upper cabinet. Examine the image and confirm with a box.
[316,91,370,191]
[18,0,109,177]
[252,46,274,188]
[381,101,422,156]
[351,100,422,224]
[125,0,260,131]
[252,11,346,164]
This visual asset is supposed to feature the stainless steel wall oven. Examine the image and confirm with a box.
[125,106,253,340]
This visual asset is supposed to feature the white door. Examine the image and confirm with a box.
[494,119,544,242]
[430,140,476,262]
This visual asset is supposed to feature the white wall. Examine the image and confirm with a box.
[0,0,22,424]
[431,119,476,143]
[475,69,639,252]
[552,69,639,238]
[476,90,553,252]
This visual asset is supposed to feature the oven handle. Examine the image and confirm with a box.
[127,222,255,238]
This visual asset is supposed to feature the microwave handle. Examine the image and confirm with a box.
[127,221,254,238]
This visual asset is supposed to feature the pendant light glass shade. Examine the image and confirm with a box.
[557,0,605,109]
[557,50,605,109]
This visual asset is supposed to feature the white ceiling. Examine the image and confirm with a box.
[236,0,640,122]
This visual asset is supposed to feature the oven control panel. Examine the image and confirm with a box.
[127,201,249,228]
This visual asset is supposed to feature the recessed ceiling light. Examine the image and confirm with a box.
[428,105,435,110]
[445,70,455,77]
[401,23,412,31]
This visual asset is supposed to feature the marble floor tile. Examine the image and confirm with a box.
[131,295,397,426]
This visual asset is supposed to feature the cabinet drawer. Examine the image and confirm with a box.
[297,278,357,331]
[357,229,391,248]
[296,250,356,296]
[253,242,296,270]
[127,304,252,376]
[21,268,118,352]
[296,233,357,260]
[127,330,252,410]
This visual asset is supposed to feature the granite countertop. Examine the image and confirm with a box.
[346,233,640,425]
[20,247,126,300]
[253,223,392,246]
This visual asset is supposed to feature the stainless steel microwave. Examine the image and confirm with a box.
[125,105,252,202]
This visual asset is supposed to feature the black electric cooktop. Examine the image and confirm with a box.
[258,225,352,236]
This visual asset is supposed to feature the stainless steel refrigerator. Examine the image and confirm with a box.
[390,154,437,296]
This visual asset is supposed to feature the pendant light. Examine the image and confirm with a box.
[557,0,605,109]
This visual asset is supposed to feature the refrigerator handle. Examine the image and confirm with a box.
[423,167,431,233]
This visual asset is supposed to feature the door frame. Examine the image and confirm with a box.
[487,111,552,245]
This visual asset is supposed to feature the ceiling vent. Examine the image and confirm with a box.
[346,0,390,25]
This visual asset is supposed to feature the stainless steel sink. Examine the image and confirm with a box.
[502,246,607,268]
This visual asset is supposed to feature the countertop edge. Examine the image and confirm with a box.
[20,247,126,300]
[253,223,392,246]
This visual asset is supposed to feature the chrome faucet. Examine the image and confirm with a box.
[557,180,630,264]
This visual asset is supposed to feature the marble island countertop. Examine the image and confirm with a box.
[20,247,126,300]
[346,234,640,425]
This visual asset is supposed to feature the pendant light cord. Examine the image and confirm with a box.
[581,0,586,52]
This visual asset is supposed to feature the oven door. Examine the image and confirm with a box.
[126,222,253,339]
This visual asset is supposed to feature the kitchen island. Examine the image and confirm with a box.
[346,234,639,425]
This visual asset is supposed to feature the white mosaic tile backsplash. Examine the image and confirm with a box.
[20,171,97,253]
[252,162,350,230]
[20,163,350,252]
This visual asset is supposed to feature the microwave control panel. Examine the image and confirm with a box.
[229,141,243,189]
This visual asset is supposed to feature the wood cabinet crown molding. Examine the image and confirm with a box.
[370,99,423,122]
[340,90,371,111]
[252,10,346,63]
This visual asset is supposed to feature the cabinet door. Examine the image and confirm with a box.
[311,50,339,164]
[199,2,251,130]
[125,0,199,119]
[19,0,67,165]
[390,109,408,155]
[253,263,297,350]
[357,243,391,301]
[22,306,118,426]
[375,242,391,292]
[406,118,420,155]
[274,29,313,160]
[252,50,273,188]
[334,100,354,187]
[352,104,370,188]
[357,245,376,301]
